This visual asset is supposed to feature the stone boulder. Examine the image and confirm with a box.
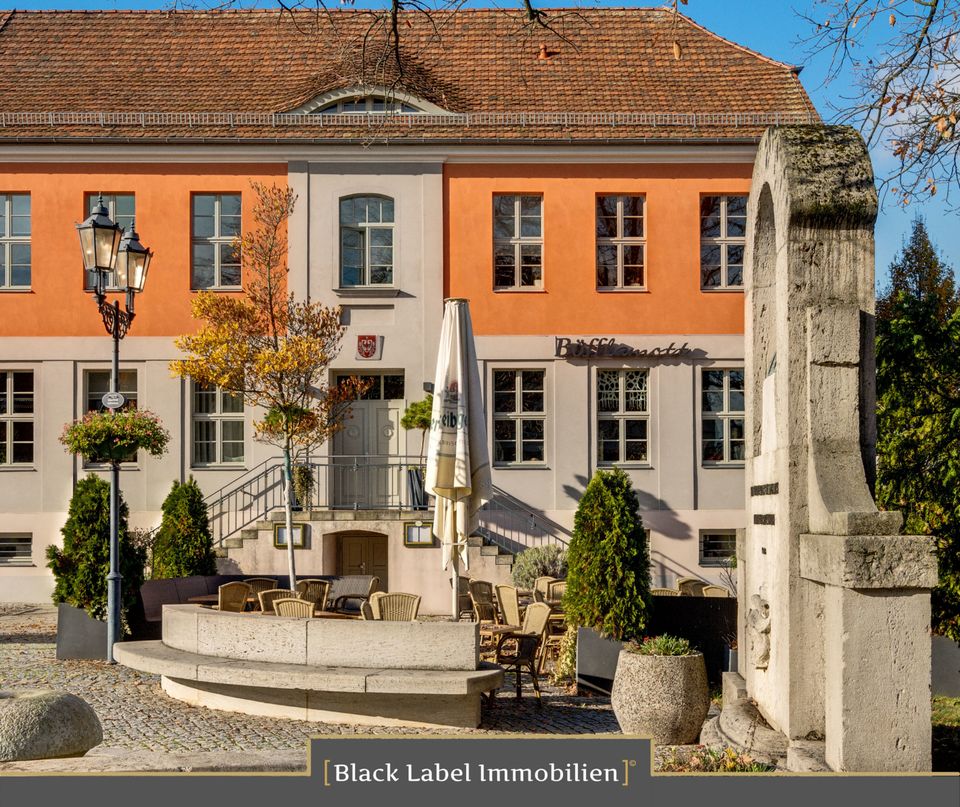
[0,690,102,761]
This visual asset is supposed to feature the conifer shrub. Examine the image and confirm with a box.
[46,474,146,628]
[151,478,217,579]
[562,468,651,641]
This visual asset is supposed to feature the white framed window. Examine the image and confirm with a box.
[596,194,645,289]
[596,369,649,465]
[85,369,138,464]
[493,194,542,290]
[0,371,34,466]
[0,194,30,289]
[700,529,737,567]
[84,193,135,291]
[0,533,32,566]
[192,383,245,466]
[319,96,420,114]
[492,369,546,465]
[192,193,241,290]
[700,195,747,290]
[701,368,745,464]
[339,196,395,288]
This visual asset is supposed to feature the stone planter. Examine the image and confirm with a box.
[610,648,709,744]
[575,626,624,695]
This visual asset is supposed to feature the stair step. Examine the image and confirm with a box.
[479,545,500,556]
[466,536,484,547]
[222,537,244,549]
[214,548,228,558]
[240,529,259,541]
[495,554,515,566]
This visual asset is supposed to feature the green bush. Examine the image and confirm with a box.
[511,544,567,590]
[46,474,146,630]
[562,468,651,641]
[629,634,694,656]
[292,464,315,510]
[151,478,217,579]
[400,394,433,463]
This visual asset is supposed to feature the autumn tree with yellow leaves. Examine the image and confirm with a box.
[172,183,367,586]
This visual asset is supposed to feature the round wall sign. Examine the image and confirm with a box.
[101,392,126,409]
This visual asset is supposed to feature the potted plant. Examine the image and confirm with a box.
[400,394,432,509]
[563,468,651,694]
[151,478,217,579]
[610,634,710,744]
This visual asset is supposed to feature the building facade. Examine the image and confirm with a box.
[0,9,816,609]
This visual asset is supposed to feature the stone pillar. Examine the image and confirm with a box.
[739,125,937,772]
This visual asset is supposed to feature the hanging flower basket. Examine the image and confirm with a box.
[60,409,170,463]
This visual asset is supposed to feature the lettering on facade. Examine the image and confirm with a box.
[554,337,693,360]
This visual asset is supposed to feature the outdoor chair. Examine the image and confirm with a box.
[532,576,558,603]
[676,577,708,596]
[546,579,566,604]
[244,577,278,610]
[259,588,297,614]
[495,584,523,627]
[702,585,732,598]
[368,592,421,621]
[496,601,552,701]
[296,579,331,611]
[360,601,375,620]
[331,576,381,614]
[451,575,473,620]
[651,587,681,596]
[218,581,252,613]
[468,580,497,622]
[273,598,314,618]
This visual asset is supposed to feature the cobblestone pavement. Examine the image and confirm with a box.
[0,605,621,756]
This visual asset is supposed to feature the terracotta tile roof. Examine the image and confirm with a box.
[0,8,818,143]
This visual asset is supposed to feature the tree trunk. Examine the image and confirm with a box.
[283,443,296,590]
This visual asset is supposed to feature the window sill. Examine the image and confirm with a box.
[493,464,551,471]
[0,288,32,293]
[83,463,141,471]
[701,463,745,469]
[598,463,654,470]
[333,287,401,298]
[0,563,36,569]
[700,287,744,293]
[191,464,248,472]
[597,288,649,293]
[0,465,37,471]
[191,287,243,294]
[493,288,546,293]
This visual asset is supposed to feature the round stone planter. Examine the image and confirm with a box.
[0,690,102,761]
[610,649,709,744]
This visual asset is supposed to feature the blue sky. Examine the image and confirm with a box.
[10,0,958,285]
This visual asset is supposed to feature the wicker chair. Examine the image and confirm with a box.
[546,579,566,603]
[274,598,314,618]
[243,578,278,610]
[296,579,331,611]
[497,601,552,700]
[676,577,708,596]
[702,585,732,598]
[532,576,558,603]
[651,587,681,596]
[218,581,252,613]
[468,580,497,621]
[259,588,297,614]
[368,592,421,621]
[495,584,522,627]
[331,576,381,614]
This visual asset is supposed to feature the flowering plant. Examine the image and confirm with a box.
[60,409,170,463]
[628,634,696,656]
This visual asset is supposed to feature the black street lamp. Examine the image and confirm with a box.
[77,195,152,662]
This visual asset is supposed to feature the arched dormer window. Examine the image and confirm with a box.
[288,85,450,116]
[340,195,395,289]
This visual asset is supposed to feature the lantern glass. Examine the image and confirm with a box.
[77,197,122,276]
[132,250,150,292]
[116,223,151,294]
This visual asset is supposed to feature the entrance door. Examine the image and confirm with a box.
[332,373,404,508]
[338,533,388,590]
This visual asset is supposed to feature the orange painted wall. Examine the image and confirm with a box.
[0,163,286,337]
[444,163,752,335]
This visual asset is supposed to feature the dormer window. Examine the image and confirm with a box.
[319,96,421,114]
[288,86,451,116]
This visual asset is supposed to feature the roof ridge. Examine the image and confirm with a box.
[672,8,800,72]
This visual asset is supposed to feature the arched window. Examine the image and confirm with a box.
[287,86,450,116]
[318,96,420,114]
[340,195,395,288]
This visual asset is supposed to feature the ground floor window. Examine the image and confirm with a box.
[699,529,736,566]
[0,370,34,465]
[0,533,31,566]
[701,368,745,464]
[492,368,546,465]
[192,382,245,466]
[596,368,649,464]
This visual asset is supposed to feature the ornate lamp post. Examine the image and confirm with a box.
[77,196,152,662]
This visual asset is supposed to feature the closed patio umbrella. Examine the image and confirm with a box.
[425,298,492,620]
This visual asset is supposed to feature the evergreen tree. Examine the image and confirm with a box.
[151,478,217,579]
[876,218,960,640]
[46,474,146,628]
[563,468,651,641]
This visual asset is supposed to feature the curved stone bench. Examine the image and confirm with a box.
[115,605,503,728]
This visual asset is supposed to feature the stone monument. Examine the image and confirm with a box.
[721,125,938,772]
